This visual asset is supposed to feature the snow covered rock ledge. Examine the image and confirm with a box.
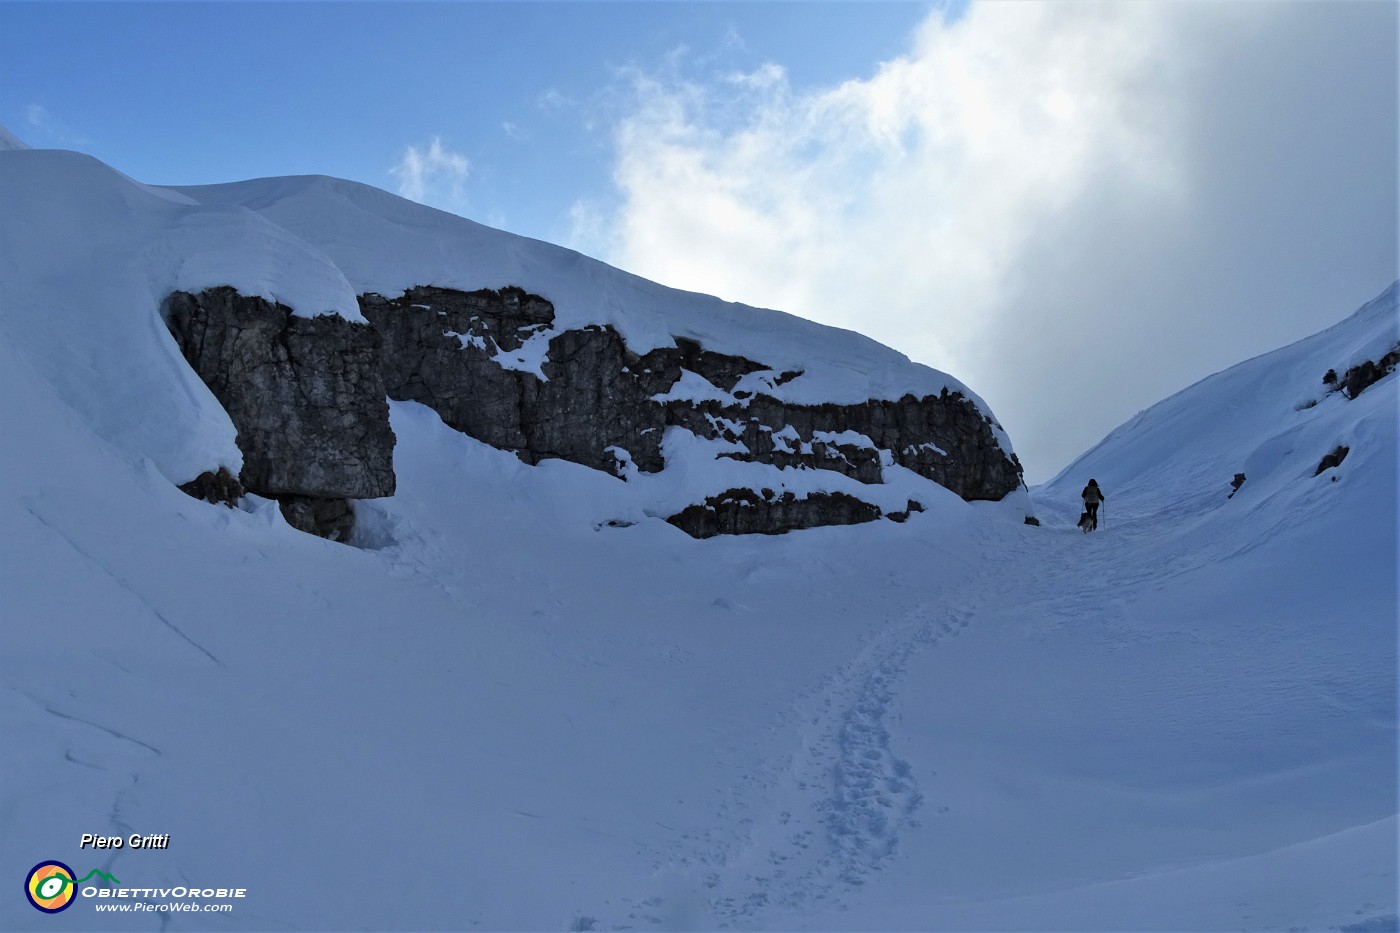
[361,285,1023,535]
[159,282,1020,542]
[163,287,396,540]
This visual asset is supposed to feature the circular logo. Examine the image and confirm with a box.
[25,861,77,913]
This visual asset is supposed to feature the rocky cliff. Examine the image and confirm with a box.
[164,287,396,540]
[166,284,1021,540]
[363,285,1022,534]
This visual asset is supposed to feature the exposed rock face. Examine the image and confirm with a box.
[361,287,774,477]
[178,466,244,508]
[164,287,395,540]
[277,495,356,542]
[666,394,1018,500]
[164,283,1020,540]
[361,285,1022,536]
[1315,446,1350,475]
[666,488,883,538]
[1341,347,1400,400]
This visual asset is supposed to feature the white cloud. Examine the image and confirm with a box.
[391,137,471,210]
[576,2,1397,482]
[537,88,573,110]
[23,103,88,146]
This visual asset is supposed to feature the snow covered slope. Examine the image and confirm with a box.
[1045,280,1399,521]
[1,129,1394,932]
[176,174,989,409]
[808,283,1398,931]
[1,139,1021,539]
[0,148,366,485]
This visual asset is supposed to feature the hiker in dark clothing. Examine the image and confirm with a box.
[1082,479,1105,529]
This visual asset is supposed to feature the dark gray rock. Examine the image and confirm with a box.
[673,392,1021,499]
[164,287,396,540]
[361,285,1022,520]
[361,289,665,474]
[667,488,883,538]
[1315,446,1349,475]
[1228,472,1247,498]
[529,324,668,473]
[163,280,1019,539]
[886,500,926,523]
[668,402,887,484]
[178,466,244,507]
[668,337,768,391]
[276,495,355,542]
[1341,346,1400,400]
[360,288,777,476]
[360,287,541,455]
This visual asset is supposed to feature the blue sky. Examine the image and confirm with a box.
[2,1,1395,480]
[2,2,945,245]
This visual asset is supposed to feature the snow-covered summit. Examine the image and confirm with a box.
[0,122,30,150]
[176,172,987,410]
[0,145,1014,515]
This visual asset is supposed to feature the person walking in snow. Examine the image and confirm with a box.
[1081,479,1105,530]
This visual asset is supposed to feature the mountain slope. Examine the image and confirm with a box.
[802,283,1397,931]
[1045,280,1398,520]
[0,135,1394,932]
[0,143,1024,541]
[176,173,990,409]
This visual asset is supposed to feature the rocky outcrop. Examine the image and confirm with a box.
[665,393,1019,500]
[886,500,926,524]
[666,488,883,538]
[361,285,1022,536]
[1228,472,1247,499]
[276,495,356,541]
[1340,346,1399,400]
[1315,446,1350,475]
[360,287,776,477]
[178,466,244,508]
[163,287,395,541]
[164,283,1019,540]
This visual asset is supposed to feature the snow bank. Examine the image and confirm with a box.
[0,149,369,483]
